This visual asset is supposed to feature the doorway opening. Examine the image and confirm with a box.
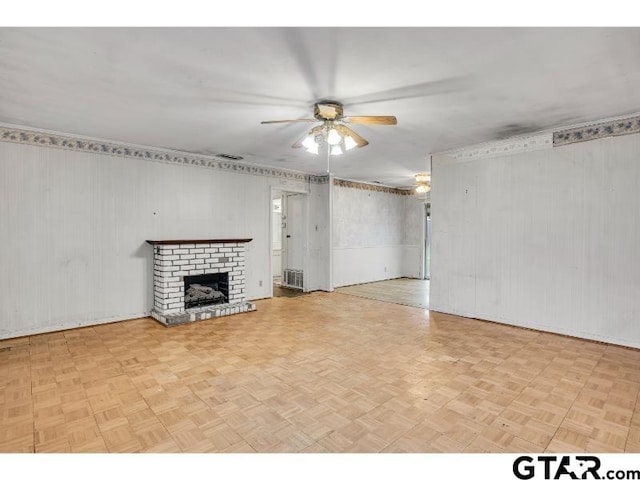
[271,193,283,287]
[271,189,308,297]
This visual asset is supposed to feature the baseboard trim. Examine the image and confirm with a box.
[430,307,640,350]
[0,312,153,341]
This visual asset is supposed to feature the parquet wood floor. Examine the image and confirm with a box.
[273,285,308,298]
[336,278,429,309]
[1,291,640,453]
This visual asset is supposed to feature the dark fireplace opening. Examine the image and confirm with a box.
[184,273,229,309]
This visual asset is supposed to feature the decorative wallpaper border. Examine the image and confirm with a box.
[441,132,553,162]
[0,125,315,183]
[333,178,413,196]
[310,175,330,184]
[553,115,640,147]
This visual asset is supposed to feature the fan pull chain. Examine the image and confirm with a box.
[326,143,331,173]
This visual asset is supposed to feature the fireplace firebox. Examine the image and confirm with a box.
[184,273,228,309]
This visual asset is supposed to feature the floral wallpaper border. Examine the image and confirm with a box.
[553,115,640,146]
[334,178,414,196]
[0,125,316,183]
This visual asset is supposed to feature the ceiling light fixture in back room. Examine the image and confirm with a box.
[414,172,431,194]
[261,101,397,172]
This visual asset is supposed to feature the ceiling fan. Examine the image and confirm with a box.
[260,101,397,155]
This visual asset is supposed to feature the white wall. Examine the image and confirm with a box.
[0,141,310,339]
[332,183,424,287]
[430,134,640,349]
[306,179,331,291]
[402,194,426,280]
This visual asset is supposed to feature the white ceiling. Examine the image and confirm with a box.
[1,27,640,187]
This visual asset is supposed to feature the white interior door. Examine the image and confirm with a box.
[283,193,305,271]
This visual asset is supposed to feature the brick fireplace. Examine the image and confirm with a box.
[147,239,256,326]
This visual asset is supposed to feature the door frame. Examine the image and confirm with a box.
[424,203,431,280]
[269,186,309,298]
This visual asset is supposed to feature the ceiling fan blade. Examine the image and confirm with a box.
[336,124,369,148]
[261,119,318,125]
[292,132,307,148]
[342,116,397,125]
[341,77,470,106]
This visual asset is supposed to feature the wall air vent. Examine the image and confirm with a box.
[217,153,244,161]
[283,269,304,290]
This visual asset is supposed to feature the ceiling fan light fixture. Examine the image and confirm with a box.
[305,143,319,155]
[327,128,341,146]
[301,135,317,150]
[415,183,430,194]
[415,173,430,183]
[415,172,431,194]
[343,135,358,151]
[262,101,396,157]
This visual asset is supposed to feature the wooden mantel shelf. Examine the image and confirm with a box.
[146,239,252,245]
